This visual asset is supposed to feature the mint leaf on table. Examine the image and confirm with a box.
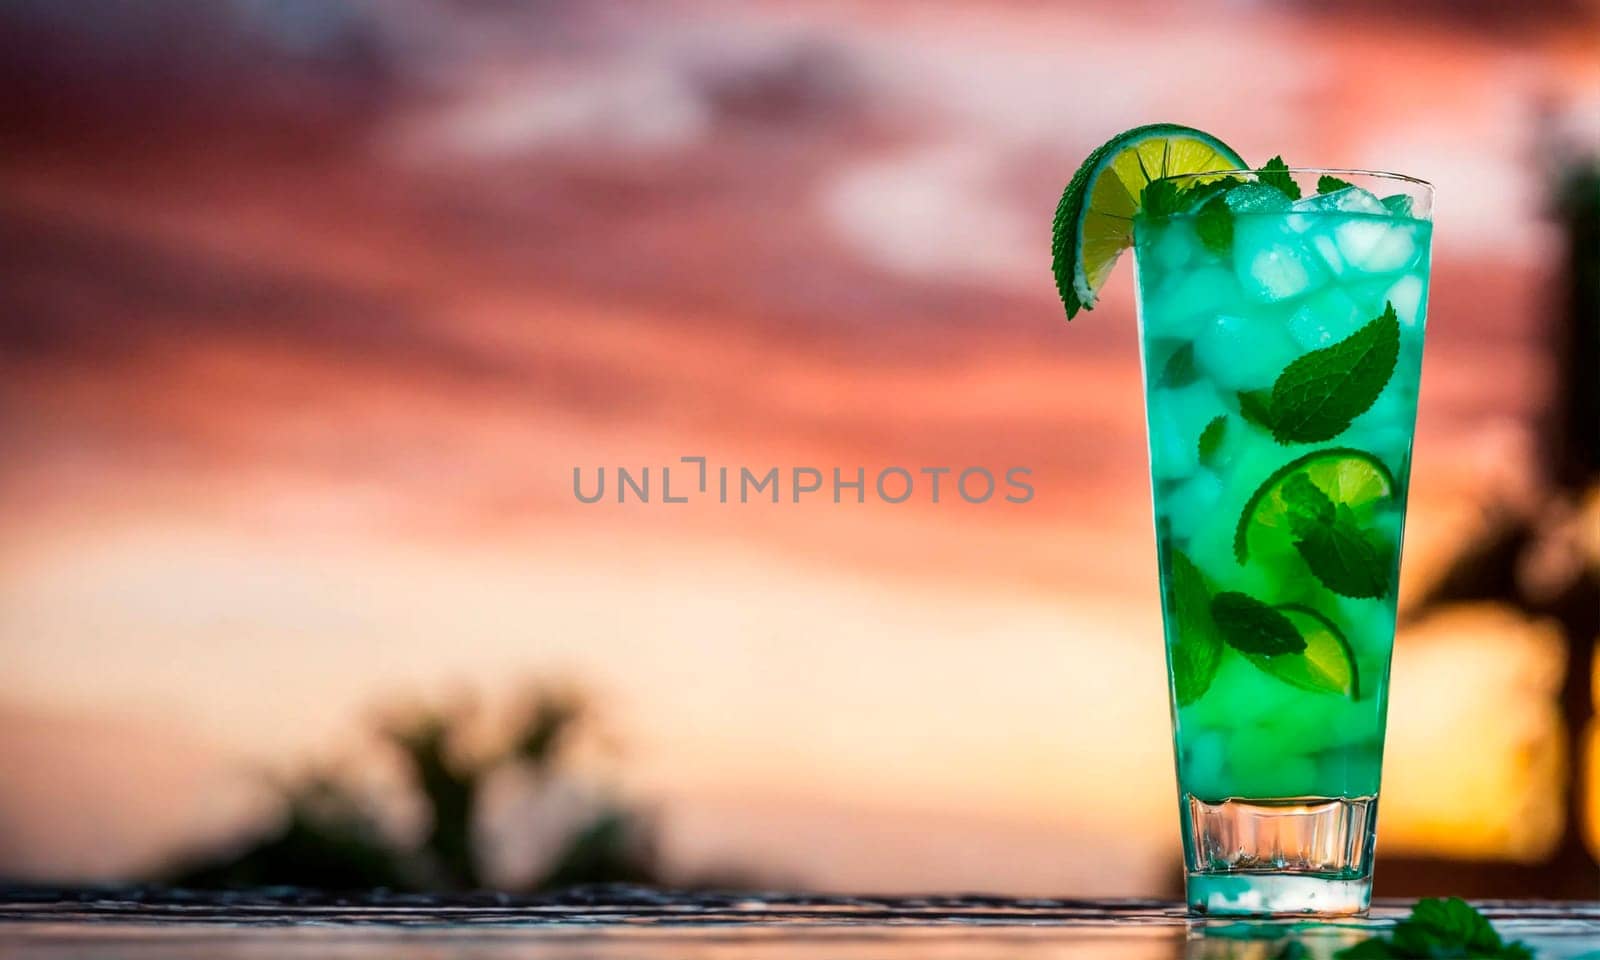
[1165,548,1223,705]
[1211,590,1305,655]
[1318,174,1354,194]
[1160,342,1198,387]
[1257,155,1302,200]
[1267,302,1400,444]
[1394,897,1531,959]
[1197,416,1228,465]
[1335,897,1535,959]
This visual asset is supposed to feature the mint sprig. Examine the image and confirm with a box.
[1142,175,1243,254]
[1142,174,1243,219]
[1317,174,1354,194]
[1335,898,1534,959]
[1141,178,1182,218]
[1282,475,1393,598]
[1238,303,1400,444]
[1165,549,1223,705]
[1257,155,1302,200]
[1210,590,1305,655]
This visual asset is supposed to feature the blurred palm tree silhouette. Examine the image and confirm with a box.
[1381,150,1599,897]
[167,686,660,892]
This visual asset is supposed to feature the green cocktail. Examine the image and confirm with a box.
[1135,168,1431,914]
[1050,128,1432,915]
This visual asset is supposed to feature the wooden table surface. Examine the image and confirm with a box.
[1,887,1597,958]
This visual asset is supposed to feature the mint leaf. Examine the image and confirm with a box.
[1194,195,1233,256]
[1145,175,1243,253]
[1238,389,1275,430]
[1293,504,1393,599]
[1281,472,1334,530]
[1197,416,1227,465]
[1165,548,1222,705]
[1274,472,1393,599]
[1400,897,1519,956]
[1142,178,1181,218]
[1257,156,1302,200]
[1317,174,1354,194]
[1160,343,1198,387]
[1268,303,1400,444]
[1337,898,1535,960]
[1177,175,1245,210]
[1211,591,1305,655]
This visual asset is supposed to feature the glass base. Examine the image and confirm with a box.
[1184,796,1377,916]
[1187,873,1371,916]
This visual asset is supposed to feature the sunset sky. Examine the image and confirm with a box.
[1,0,1597,893]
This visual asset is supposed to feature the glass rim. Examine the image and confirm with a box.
[1151,167,1433,190]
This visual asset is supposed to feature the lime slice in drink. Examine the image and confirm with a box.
[1051,124,1245,319]
[1243,603,1360,698]
[1233,447,1395,563]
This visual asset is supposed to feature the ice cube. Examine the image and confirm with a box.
[1232,755,1318,798]
[1346,386,1416,464]
[1233,217,1328,303]
[1334,218,1419,274]
[1334,595,1399,659]
[1382,273,1426,328]
[1292,185,1387,216]
[1140,265,1238,339]
[1178,730,1228,798]
[1380,193,1414,217]
[1307,230,1345,273]
[1187,656,1300,727]
[1286,287,1367,350]
[1224,182,1292,214]
[1163,471,1223,542]
[1286,191,1386,265]
[1230,724,1322,790]
[1194,313,1300,391]
[1148,380,1227,481]
[1266,697,1376,754]
[1353,381,1414,428]
[1147,219,1200,272]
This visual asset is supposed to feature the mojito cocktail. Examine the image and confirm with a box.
[1050,128,1432,915]
[1135,169,1431,914]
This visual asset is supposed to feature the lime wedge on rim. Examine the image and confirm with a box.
[1242,603,1360,698]
[1234,447,1396,563]
[1051,123,1245,319]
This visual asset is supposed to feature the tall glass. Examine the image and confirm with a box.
[1132,170,1433,915]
